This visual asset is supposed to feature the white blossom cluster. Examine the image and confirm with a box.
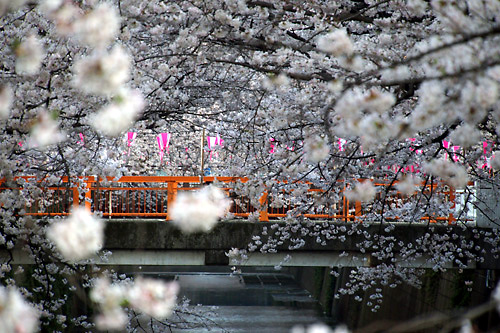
[0,286,39,333]
[1,0,500,330]
[304,134,330,164]
[13,35,44,75]
[345,181,376,203]
[171,186,231,233]
[291,323,349,333]
[423,159,469,189]
[90,276,179,331]
[46,207,104,262]
[396,175,421,196]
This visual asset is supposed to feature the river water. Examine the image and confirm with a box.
[136,269,333,332]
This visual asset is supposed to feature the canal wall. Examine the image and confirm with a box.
[287,267,499,331]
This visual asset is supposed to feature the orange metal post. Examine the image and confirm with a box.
[343,188,348,222]
[448,187,456,225]
[259,191,269,222]
[84,178,92,211]
[72,187,79,209]
[355,201,362,221]
[166,181,178,220]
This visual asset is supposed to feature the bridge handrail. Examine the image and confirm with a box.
[0,176,470,223]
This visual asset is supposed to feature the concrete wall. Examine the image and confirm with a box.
[289,267,499,331]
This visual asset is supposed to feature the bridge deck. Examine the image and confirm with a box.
[95,219,497,269]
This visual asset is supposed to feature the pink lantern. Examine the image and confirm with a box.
[480,141,493,169]
[125,132,137,157]
[127,132,137,147]
[442,140,450,160]
[338,138,346,151]
[207,135,223,160]
[157,133,171,164]
[269,138,276,154]
[452,146,460,162]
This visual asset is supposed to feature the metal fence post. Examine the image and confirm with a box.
[166,181,178,221]
[84,177,92,211]
[72,186,79,209]
[259,191,269,222]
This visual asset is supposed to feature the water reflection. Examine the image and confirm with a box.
[143,271,333,332]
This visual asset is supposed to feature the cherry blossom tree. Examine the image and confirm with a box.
[2,0,500,331]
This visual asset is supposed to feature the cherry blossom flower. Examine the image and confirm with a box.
[38,0,63,14]
[0,85,12,119]
[0,286,39,333]
[406,0,428,17]
[316,29,353,56]
[345,181,376,203]
[492,282,500,313]
[75,3,120,49]
[170,186,231,233]
[363,89,396,114]
[291,323,349,333]
[423,159,468,189]
[14,35,44,75]
[396,176,421,196]
[458,320,473,333]
[490,151,500,170]
[450,124,481,148]
[127,277,179,320]
[304,135,330,163]
[90,278,128,331]
[46,207,104,261]
[0,0,28,16]
[43,1,82,36]
[28,111,66,149]
[73,46,131,96]
[91,89,145,136]
[95,308,128,332]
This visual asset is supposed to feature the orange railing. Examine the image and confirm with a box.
[0,176,469,223]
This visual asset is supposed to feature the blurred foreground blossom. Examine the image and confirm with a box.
[423,159,468,189]
[128,277,179,320]
[396,175,421,196]
[458,320,473,333]
[91,89,145,136]
[47,207,104,261]
[171,186,231,233]
[345,181,376,203]
[316,29,353,56]
[74,3,120,49]
[0,85,13,119]
[28,111,66,149]
[304,135,330,164]
[0,0,28,16]
[73,46,130,96]
[490,151,500,170]
[493,281,500,314]
[291,323,349,333]
[14,35,44,75]
[90,276,179,329]
[90,278,128,331]
[0,286,39,333]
